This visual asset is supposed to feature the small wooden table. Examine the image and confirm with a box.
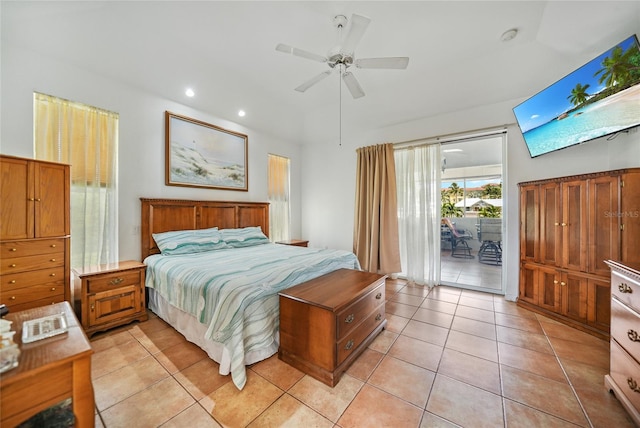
[279,269,386,386]
[0,302,94,428]
[276,239,309,247]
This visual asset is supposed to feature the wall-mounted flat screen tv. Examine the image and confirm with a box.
[513,34,640,158]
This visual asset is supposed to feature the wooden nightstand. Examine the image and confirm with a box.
[276,239,309,247]
[73,260,147,337]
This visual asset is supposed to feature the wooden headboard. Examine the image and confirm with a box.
[140,198,269,260]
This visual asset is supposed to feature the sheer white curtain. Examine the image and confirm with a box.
[268,154,290,242]
[34,92,118,268]
[395,143,441,286]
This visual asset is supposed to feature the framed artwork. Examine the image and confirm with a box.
[165,111,248,191]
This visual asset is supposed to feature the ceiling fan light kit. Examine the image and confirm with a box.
[275,13,410,99]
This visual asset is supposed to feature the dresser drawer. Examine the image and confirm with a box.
[336,283,385,340]
[0,251,65,274]
[337,304,385,365]
[611,339,640,411]
[612,270,640,313]
[611,298,640,361]
[1,239,65,258]
[1,267,65,291]
[86,269,142,294]
[1,283,65,308]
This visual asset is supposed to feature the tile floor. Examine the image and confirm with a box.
[90,280,635,427]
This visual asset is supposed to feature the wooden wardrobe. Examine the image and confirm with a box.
[0,154,71,312]
[518,168,640,339]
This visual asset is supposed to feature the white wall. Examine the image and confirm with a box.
[300,98,640,301]
[0,44,303,262]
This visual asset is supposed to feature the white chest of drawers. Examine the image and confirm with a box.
[605,260,640,425]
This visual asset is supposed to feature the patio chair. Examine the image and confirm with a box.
[477,218,502,265]
[441,218,473,258]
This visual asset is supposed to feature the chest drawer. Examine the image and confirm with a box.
[86,269,142,294]
[336,283,385,340]
[611,298,640,361]
[0,251,65,274]
[1,267,65,291]
[612,270,640,313]
[610,339,640,412]
[337,304,385,365]
[1,239,65,258]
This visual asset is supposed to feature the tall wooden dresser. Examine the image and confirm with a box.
[605,260,640,425]
[0,155,71,312]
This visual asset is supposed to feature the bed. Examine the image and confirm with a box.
[140,198,361,389]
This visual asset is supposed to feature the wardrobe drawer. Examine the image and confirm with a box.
[0,251,65,274]
[336,282,385,340]
[1,283,65,308]
[612,270,640,313]
[0,267,65,291]
[611,339,640,412]
[1,239,65,258]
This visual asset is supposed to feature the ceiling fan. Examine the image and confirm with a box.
[275,13,409,99]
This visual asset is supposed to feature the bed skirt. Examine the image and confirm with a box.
[147,288,279,378]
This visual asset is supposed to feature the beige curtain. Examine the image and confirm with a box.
[34,92,119,268]
[353,143,401,274]
[268,154,290,241]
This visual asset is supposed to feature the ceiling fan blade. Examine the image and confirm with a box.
[342,71,365,99]
[276,43,327,63]
[341,14,371,55]
[355,57,410,69]
[295,70,332,92]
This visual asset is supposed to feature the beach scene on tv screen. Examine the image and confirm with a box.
[514,35,640,157]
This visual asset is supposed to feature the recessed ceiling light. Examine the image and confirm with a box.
[185,88,195,97]
[238,110,246,117]
[500,28,518,42]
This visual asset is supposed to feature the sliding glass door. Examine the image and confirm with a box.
[439,134,504,293]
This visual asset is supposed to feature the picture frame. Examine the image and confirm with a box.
[165,111,248,191]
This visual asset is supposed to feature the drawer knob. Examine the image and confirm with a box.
[109,277,125,286]
[9,264,16,268]
[375,292,382,300]
[50,258,56,262]
[9,280,16,284]
[345,339,354,351]
[627,377,640,393]
[628,329,640,342]
[50,287,56,291]
[9,248,16,252]
[344,314,355,324]
[50,273,56,277]
[619,283,633,294]
[51,244,56,248]
[375,313,382,321]
[9,296,16,300]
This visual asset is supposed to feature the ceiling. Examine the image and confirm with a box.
[2,1,639,150]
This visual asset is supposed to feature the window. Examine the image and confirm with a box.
[34,92,119,268]
[267,154,290,242]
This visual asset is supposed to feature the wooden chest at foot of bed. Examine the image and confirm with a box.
[278,268,387,387]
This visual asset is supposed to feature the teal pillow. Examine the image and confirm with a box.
[220,226,270,248]
[153,227,229,255]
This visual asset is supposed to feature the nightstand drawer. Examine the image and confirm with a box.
[611,297,640,360]
[611,338,640,412]
[612,270,640,313]
[86,269,142,294]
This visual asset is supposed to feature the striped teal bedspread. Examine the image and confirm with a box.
[144,243,361,389]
